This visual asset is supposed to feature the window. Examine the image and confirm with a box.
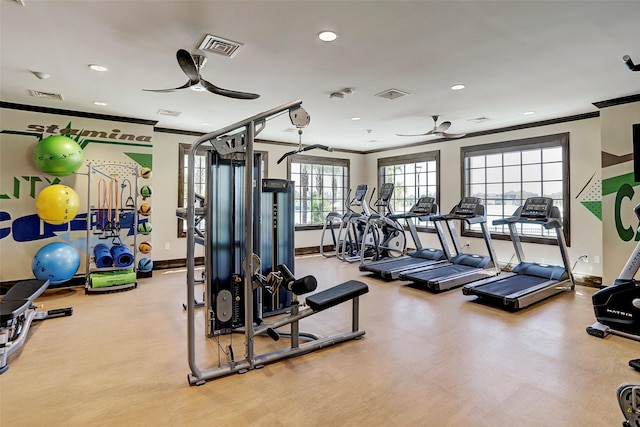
[461,133,570,244]
[177,143,267,237]
[377,151,440,222]
[287,154,349,228]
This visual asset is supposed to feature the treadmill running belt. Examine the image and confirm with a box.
[472,274,548,297]
[405,264,475,282]
[363,257,435,273]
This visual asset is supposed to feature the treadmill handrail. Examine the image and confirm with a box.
[493,216,562,229]
[431,212,487,224]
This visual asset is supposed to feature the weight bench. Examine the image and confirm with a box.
[0,279,73,374]
[188,278,370,385]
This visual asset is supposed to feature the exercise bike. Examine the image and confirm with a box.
[586,203,640,342]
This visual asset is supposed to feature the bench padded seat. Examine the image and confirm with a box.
[3,279,49,302]
[1,280,49,325]
[306,280,368,312]
[0,299,31,325]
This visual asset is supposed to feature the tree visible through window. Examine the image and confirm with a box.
[378,151,440,220]
[288,154,349,227]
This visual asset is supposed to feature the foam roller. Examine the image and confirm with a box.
[94,243,113,268]
[110,244,134,268]
[90,269,136,288]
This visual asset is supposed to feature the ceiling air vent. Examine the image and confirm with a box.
[375,88,409,100]
[29,90,64,101]
[157,109,182,117]
[198,34,244,58]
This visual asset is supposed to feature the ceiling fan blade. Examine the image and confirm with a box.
[442,132,466,139]
[176,49,201,84]
[396,129,436,137]
[435,121,451,133]
[201,79,260,99]
[142,79,196,92]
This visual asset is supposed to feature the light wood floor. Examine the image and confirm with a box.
[1,255,638,426]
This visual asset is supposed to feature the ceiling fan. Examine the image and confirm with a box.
[397,115,466,139]
[143,49,260,100]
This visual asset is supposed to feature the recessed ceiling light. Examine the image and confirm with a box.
[93,101,107,106]
[89,64,108,72]
[351,117,361,121]
[201,122,211,126]
[451,84,466,91]
[190,85,207,92]
[523,111,535,115]
[318,31,338,42]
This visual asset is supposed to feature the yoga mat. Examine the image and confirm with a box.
[110,244,134,267]
[94,243,113,268]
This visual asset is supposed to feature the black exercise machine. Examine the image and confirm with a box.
[337,185,374,263]
[320,185,370,259]
[0,279,73,374]
[400,197,500,291]
[359,196,450,280]
[587,203,640,341]
[462,197,574,310]
[359,183,407,262]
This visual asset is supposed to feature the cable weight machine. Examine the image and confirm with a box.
[185,100,369,385]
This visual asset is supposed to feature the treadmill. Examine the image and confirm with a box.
[359,197,451,280]
[462,197,575,310]
[399,197,500,291]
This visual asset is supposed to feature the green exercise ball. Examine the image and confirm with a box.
[33,135,84,176]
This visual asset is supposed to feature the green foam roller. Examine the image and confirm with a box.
[90,269,136,288]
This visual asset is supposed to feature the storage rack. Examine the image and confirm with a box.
[84,162,141,293]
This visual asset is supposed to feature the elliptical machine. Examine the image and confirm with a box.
[359,183,406,262]
[587,203,640,341]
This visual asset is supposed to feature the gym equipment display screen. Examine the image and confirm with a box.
[413,197,434,214]
[521,197,553,218]
[454,197,480,215]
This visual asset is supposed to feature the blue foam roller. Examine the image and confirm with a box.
[94,243,114,268]
[110,244,134,268]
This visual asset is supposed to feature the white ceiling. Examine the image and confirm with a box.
[1,0,639,152]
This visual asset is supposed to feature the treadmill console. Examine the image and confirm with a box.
[411,197,435,215]
[453,197,481,216]
[520,197,554,219]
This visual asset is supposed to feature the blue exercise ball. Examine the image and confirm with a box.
[138,257,153,272]
[31,242,81,285]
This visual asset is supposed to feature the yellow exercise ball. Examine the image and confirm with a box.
[35,184,80,225]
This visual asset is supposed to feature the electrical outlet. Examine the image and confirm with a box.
[165,242,170,251]
[581,255,589,263]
